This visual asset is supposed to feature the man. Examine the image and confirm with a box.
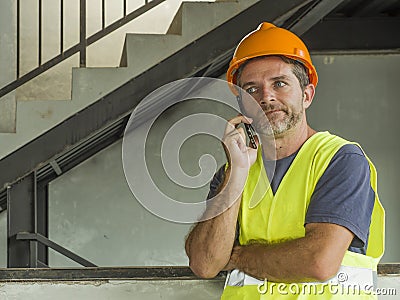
[185,22,384,299]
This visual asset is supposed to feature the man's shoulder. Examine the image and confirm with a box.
[335,143,364,156]
[321,132,367,161]
[312,132,366,158]
[329,143,369,172]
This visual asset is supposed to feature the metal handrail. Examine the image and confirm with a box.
[0,0,166,99]
[17,232,97,267]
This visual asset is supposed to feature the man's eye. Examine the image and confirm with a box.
[246,87,258,94]
[275,81,286,88]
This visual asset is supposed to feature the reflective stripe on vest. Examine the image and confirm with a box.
[225,265,377,291]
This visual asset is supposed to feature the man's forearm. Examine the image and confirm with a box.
[186,203,240,278]
[186,167,247,278]
[228,239,318,283]
[227,223,353,283]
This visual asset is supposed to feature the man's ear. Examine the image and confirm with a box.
[303,84,315,109]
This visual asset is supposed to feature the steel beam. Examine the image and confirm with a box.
[7,172,37,268]
[352,0,398,17]
[36,181,48,265]
[7,172,49,267]
[302,17,400,51]
[288,0,347,36]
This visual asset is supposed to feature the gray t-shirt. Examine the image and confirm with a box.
[206,144,375,254]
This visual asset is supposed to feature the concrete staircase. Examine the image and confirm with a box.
[0,0,258,160]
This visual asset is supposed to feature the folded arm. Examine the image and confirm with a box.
[225,222,354,283]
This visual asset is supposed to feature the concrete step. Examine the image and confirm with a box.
[72,0,257,111]
[167,0,258,36]
[0,94,16,133]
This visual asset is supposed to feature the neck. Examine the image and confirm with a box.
[261,120,316,160]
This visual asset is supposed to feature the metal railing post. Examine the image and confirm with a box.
[79,0,86,67]
[102,0,105,29]
[39,0,42,66]
[60,0,64,55]
[16,0,20,78]
[17,233,97,267]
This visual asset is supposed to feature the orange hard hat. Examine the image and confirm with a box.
[227,22,318,91]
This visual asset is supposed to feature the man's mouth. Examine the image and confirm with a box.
[265,109,283,116]
[266,109,279,113]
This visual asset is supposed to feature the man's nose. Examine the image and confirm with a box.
[259,86,275,105]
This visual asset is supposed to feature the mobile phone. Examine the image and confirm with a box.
[244,123,257,149]
[236,93,257,149]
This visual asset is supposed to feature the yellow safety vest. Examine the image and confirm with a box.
[221,132,385,300]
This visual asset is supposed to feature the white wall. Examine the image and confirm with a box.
[48,140,194,267]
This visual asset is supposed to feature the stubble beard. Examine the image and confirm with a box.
[255,109,303,137]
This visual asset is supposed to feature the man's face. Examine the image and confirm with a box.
[238,56,312,137]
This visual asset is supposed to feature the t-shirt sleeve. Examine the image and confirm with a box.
[206,165,226,200]
[305,144,375,252]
